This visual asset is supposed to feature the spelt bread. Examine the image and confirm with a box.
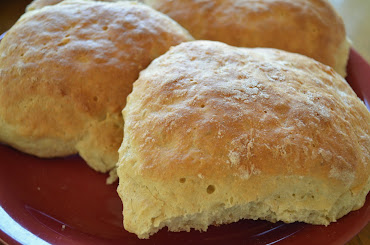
[117,40,370,238]
[143,0,350,76]
[0,0,192,175]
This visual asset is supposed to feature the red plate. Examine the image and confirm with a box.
[0,38,369,244]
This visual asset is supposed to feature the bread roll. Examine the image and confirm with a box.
[143,0,350,77]
[117,40,370,238]
[0,0,192,176]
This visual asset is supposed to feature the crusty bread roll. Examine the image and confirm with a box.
[117,40,370,238]
[0,0,192,176]
[143,0,350,77]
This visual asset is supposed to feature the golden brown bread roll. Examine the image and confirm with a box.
[117,40,370,238]
[143,0,350,77]
[0,0,192,177]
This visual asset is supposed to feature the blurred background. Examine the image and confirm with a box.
[0,0,369,63]
[0,1,31,35]
[329,0,370,62]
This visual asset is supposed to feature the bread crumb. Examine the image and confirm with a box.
[228,151,240,166]
[217,130,223,138]
[239,169,250,180]
[318,148,333,162]
[329,165,355,187]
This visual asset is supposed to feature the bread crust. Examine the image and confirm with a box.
[26,0,66,11]
[25,0,128,12]
[0,0,192,173]
[144,0,350,76]
[117,40,370,238]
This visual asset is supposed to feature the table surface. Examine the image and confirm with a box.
[0,1,369,245]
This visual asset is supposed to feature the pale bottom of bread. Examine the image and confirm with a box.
[118,173,369,239]
[0,116,119,176]
[0,120,77,158]
[145,190,365,236]
[334,37,351,77]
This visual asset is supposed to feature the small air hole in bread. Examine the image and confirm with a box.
[207,185,215,194]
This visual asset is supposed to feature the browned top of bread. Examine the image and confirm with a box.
[0,0,192,173]
[26,0,65,11]
[117,40,369,238]
[144,0,350,76]
[26,0,125,12]
[122,40,368,187]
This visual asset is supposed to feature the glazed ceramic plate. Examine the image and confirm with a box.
[0,35,369,245]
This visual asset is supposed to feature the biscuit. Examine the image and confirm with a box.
[143,0,350,76]
[117,40,370,238]
[0,0,192,177]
